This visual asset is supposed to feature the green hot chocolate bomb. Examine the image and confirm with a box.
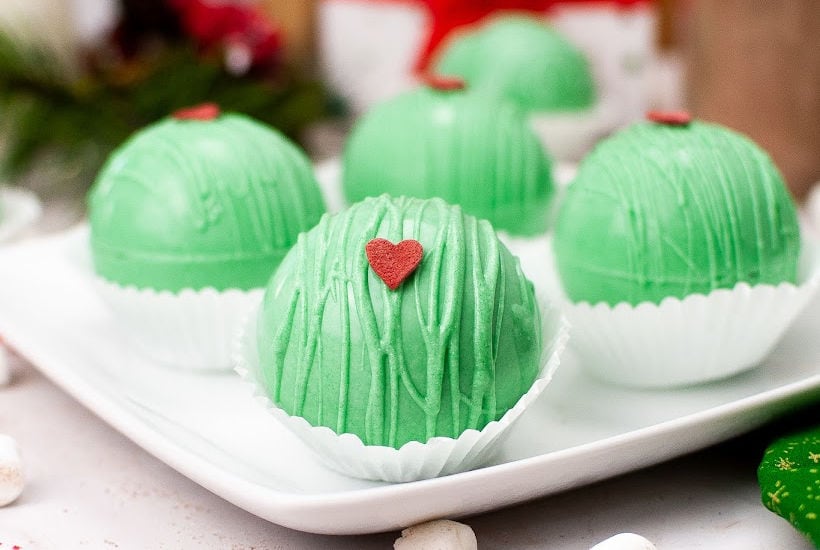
[256,195,542,448]
[554,116,800,306]
[342,80,555,236]
[89,108,325,292]
[434,16,595,113]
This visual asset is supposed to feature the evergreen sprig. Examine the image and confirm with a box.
[0,31,327,188]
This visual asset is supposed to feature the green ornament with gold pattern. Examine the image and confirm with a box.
[759,425,820,547]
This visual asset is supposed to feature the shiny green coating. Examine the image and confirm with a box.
[758,426,820,547]
[434,16,596,112]
[342,87,555,236]
[256,195,542,448]
[88,113,325,292]
[554,120,800,306]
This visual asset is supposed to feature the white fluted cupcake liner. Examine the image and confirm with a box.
[550,237,820,389]
[529,99,619,163]
[235,299,569,483]
[95,278,263,372]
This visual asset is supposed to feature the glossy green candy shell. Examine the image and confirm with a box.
[89,113,325,292]
[343,86,554,236]
[257,195,542,448]
[434,16,595,112]
[554,120,800,306]
[759,426,820,547]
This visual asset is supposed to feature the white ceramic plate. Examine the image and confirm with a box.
[0,226,818,535]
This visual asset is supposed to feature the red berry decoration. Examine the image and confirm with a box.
[172,102,221,121]
[646,110,692,126]
[422,74,466,92]
[365,238,424,290]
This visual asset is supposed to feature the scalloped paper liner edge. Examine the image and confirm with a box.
[234,297,569,482]
[555,236,820,388]
[95,276,263,372]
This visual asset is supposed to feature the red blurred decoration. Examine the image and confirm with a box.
[646,110,692,126]
[172,102,222,120]
[170,0,282,72]
[361,0,653,70]
[421,74,466,91]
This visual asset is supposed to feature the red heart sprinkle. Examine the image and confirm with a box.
[365,238,423,290]
[172,103,221,121]
[646,110,692,126]
[422,74,466,92]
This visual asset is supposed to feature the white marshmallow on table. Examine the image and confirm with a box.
[0,434,24,506]
[394,520,477,550]
[590,533,657,550]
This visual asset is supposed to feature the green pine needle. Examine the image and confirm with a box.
[0,32,328,189]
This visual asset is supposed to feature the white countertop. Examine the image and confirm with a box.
[0,349,813,550]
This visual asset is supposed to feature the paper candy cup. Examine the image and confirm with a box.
[95,278,263,372]
[551,237,820,389]
[529,99,619,162]
[235,298,569,483]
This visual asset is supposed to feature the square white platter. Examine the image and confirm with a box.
[0,226,818,535]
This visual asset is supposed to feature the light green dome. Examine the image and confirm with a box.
[434,16,596,112]
[554,119,800,306]
[256,195,542,448]
[342,85,555,236]
[89,112,326,292]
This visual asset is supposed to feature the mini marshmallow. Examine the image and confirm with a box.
[394,519,478,550]
[590,533,657,550]
[0,434,24,506]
